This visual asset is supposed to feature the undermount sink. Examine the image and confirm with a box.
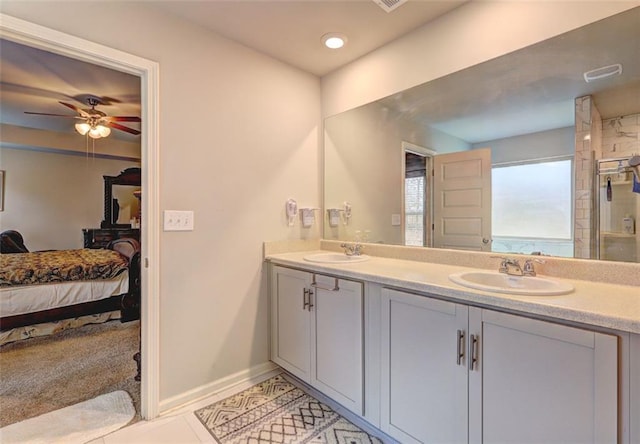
[303,252,370,264]
[449,270,574,296]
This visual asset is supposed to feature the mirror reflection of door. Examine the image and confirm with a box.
[402,143,435,247]
[433,148,492,251]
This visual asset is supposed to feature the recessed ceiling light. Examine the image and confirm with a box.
[322,33,347,49]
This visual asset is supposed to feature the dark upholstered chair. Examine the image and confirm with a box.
[0,230,29,254]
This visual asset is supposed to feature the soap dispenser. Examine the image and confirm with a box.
[622,214,635,235]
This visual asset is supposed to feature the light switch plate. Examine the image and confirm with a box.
[391,214,401,226]
[164,210,194,231]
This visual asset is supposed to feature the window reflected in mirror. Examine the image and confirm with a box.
[492,158,573,257]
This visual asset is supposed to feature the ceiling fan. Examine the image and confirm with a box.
[24,97,141,138]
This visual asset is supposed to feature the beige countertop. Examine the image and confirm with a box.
[266,250,640,334]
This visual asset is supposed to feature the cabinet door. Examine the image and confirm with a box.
[270,266,312,381]
[470,309,618,444]
[381,288,469,444]
[311,275,364,414]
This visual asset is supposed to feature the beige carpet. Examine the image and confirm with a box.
[0,320,140,428]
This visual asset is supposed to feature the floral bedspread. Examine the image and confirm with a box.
[0,249,128,288]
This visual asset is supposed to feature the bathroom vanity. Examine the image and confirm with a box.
[266,246,639,444]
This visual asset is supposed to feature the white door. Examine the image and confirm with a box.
[433,148,491,251]
[470,308,618,444]
[270,266,312,381]
[381,289,469,444]
[311,275,364,414]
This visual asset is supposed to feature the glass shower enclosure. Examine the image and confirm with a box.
[596,157,640,262]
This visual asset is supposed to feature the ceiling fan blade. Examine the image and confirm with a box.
[59,101,91,118]
[24,111,81,118]
[107,121,141,135]
[105,116,142,122]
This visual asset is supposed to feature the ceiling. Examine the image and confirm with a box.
[0,0,465,141]
[0,39,142,142]
[153,0,467,77]
[378,6,640,143]
[1,2,637,145]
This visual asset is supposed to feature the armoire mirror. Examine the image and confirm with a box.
[102,167,141,228]
[324,7,640,262]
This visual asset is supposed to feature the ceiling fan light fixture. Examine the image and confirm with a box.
[75,122,91,136]
[88,125,111,139]
[97,125,111,138]
[26,99,140,137]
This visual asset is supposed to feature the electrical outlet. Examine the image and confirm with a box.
[164,210,195,231]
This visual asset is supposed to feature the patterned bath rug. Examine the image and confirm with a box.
[194,374,383,444]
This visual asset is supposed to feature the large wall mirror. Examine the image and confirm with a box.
[324,7,640,263]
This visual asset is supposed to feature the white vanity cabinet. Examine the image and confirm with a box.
[270,266,312,380]
[471,308,617,444]
[269,265,364,414]
[380,288,469,443]
[381,288,618,444]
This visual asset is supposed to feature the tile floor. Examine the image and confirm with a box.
[89,369,391,443]
[88,370,282,444]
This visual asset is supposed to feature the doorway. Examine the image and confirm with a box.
[0,14,160,419]
[401,142,492,251]
[402,142,435,247]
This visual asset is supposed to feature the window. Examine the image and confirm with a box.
[492,158,573,256]
[405,175,425,246]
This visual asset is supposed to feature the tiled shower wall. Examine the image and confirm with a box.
[600,113,640,262]
[574,96,602,259]
[601,113,640,159]
[574,100,639,260]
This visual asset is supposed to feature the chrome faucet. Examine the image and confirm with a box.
[341,242,364,256]
[522,258,545,276]
[492,256,523,276]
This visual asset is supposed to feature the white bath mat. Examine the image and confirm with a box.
[0,390,134,444]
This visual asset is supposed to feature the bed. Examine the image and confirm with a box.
[0,238,141,340]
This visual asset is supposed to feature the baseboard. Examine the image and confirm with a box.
[158,361,279,414]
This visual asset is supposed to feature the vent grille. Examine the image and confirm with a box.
[372,0,409,13]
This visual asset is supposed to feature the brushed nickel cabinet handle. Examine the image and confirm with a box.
[310,273,340,292]
[303,288,310,310]
[457,330,465,365]
[469,334,479,371]
[307,288,314,311]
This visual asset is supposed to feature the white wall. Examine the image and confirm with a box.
[472,127,575,165]
[322,1,637,118]
[0,1,321,404]
[0,148,140,250]
[324,101,469,244]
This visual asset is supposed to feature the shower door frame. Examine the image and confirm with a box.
[595,156,637,261]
